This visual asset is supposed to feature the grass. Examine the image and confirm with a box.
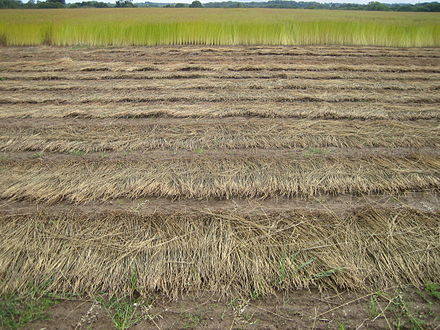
[0,283,61,329]
[183,312,204,328]
[31,152,44,159]
[424,282,440,300]
[0,9,439,47]
[228,298,256,325]
[97,296,146,330]
[0,294,56,329]
[369,294,380,318]
[368,290,432,330]
[67,149,86,156]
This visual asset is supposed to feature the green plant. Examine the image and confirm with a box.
[130,267,139,293]
[249,290,262,300]
[369,294,380,318]
[228,298,255,325]
[309,148,323,154]
[277,254,317,285]
[0,282,59,329]
[393,294,426,329]
[424,282,440,300]
[194,148,205,154]
[304,147,326,156]
[67,149,86,156]
[0,294,56,329]
[372,291,427,330]
[98,296,148,330]
[311,267,343,279]
[31,152,44,159]
[183,312,203,328]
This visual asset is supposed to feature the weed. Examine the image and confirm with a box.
[241,312,256,325]
[277,254,316,285]
[309,148,324,154]
[194,148,205,154]
[130,267,139,294]
[337,323,347,330]
[277,254,288,285]
[311,267,343,280]
[97,296,156,330]
[31,152,44,159]
[371,291,428,330]
[424,282,440,300]
[369,294,380,318]
[0,283,59,329]
[0,294,56,329]
[228,297,248,314]
[67,149,86,156]
[228,298,255,324]
[304,147,326,156]
[249,290,262,300]
[183,312,203,328]
[394,294,426,329]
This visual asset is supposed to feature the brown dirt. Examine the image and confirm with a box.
[1,190,439,219]
[27,300,113,330]
[27,288,440,329]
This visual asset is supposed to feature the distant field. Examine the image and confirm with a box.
[0,8,439,46]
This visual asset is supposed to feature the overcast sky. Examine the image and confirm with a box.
[67,0,432,4]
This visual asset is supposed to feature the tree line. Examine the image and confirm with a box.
[1,0,439,12]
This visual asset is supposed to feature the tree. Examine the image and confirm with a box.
[47,0,65,5]
[189,0,202,7]
[116,0,135,7]
[0,0,22,8]
[36,0,64,7]
[365,1,389,11]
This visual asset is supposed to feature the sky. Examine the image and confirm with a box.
[66,0,433,4]
[131,0,430,2]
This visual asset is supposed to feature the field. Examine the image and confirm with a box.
[1,8,440,47]
[1,43,440,328]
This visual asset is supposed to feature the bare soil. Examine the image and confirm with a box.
[27,288,440,329]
